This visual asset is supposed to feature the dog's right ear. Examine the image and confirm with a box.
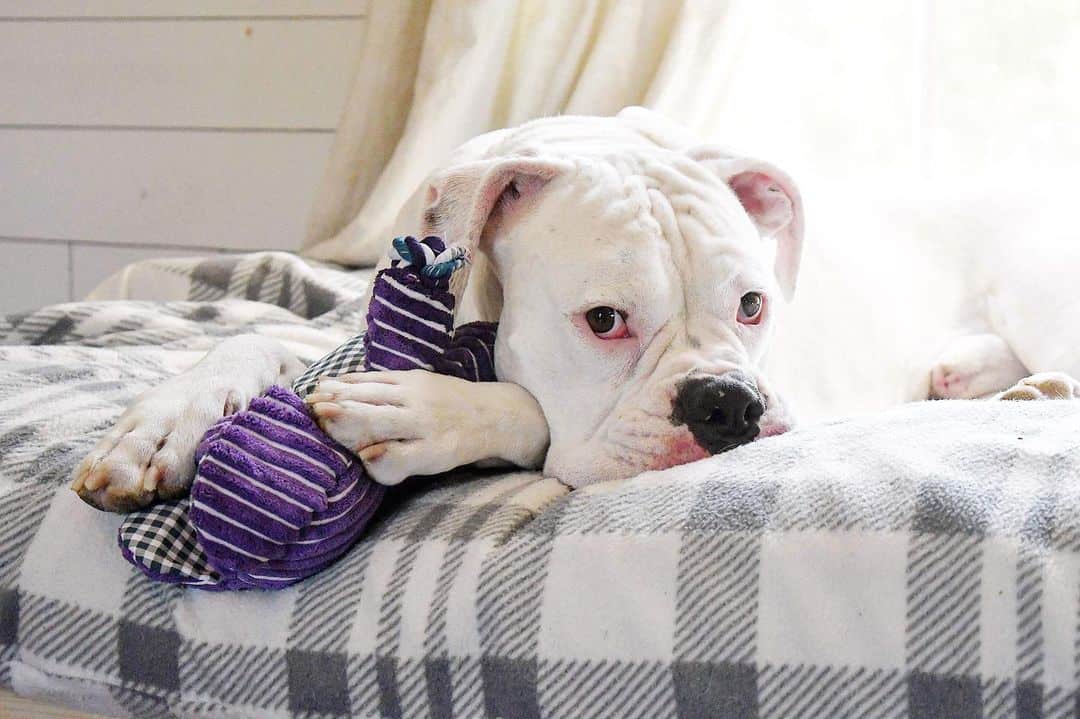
[689,147,805,301]
[420,156,571,254]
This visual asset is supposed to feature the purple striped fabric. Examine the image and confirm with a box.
[188,386,386,589]
[439,322,498,382]
[119,235,500,590]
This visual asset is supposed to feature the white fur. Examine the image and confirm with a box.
[71,335,303,511]
[766,175,1080,421]
[74,109,1080,508]
[929,334,1028,400]
[307,372,547,486]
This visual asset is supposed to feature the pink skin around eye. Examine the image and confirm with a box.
[574,312,633,341]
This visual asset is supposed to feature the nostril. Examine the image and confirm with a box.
[745,400,764,424]
[695,388,764,434]
[705,395,763,435]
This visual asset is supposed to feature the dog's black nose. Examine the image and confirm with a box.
[671,371,765,454]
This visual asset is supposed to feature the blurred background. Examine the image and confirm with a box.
[2,0,1078,314]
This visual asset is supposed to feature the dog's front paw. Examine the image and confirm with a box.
[307,371,479,486]
[71,382,239,512]
[997,372,1080,401]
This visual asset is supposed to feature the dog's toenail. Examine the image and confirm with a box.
[143,465,161,491]
[312,402,340,418]
[359,444,386,461]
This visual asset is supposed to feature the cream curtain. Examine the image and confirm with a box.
[302,0,749,266]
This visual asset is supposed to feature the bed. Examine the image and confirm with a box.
[2,252,1079,718]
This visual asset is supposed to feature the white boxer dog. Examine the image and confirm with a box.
[72,108,1080,511]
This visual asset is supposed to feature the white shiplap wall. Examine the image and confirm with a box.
[0,1,367,314]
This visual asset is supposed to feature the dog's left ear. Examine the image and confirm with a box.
[690,147,804,300]
[415,155,570,315]
[421,156,571,254]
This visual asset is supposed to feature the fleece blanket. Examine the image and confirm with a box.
[2,252,1080,719]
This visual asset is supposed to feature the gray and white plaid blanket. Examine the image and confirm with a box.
[2,252,1080,718]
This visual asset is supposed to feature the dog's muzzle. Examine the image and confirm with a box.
[671,371,765,454]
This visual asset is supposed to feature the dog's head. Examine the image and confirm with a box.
[416,109,803,486]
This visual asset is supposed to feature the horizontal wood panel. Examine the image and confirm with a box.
[0,238,70,314]
[0,1,366,18]
[0,19,363,128]
[0,129,333,251]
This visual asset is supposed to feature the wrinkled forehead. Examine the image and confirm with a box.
[503,153,770,298]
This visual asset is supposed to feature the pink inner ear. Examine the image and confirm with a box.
[496,173,547,210]
[424,184,439,206]
[486,172,551,238]
[475,172,540,247]
[729,171,793,235]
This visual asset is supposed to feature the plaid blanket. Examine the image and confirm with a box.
[2,252,1080,718]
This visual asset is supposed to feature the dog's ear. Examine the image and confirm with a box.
[690,147,804,300]
[421,156,571,254]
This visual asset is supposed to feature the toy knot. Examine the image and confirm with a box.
[390,236,469,281]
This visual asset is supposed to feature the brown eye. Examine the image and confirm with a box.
[584,306,629,339]
[586,306,616,333]
[738,292,764,325]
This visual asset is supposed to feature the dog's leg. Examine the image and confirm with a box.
[71,335,305,511]
[996,372,1080,401]
[307,371,549,486]
[928,333,1030,399]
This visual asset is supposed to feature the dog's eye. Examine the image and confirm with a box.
[585,306,629,339]
[737,292,764,325]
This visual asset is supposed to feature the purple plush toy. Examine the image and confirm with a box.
[118,236,497,590]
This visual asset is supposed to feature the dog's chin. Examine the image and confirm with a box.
[631,419,795,476]
[651,421,790,470]
[548,415,793,487]
[547,436,710,488]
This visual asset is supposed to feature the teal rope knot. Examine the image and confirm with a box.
[389,236,469,281]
